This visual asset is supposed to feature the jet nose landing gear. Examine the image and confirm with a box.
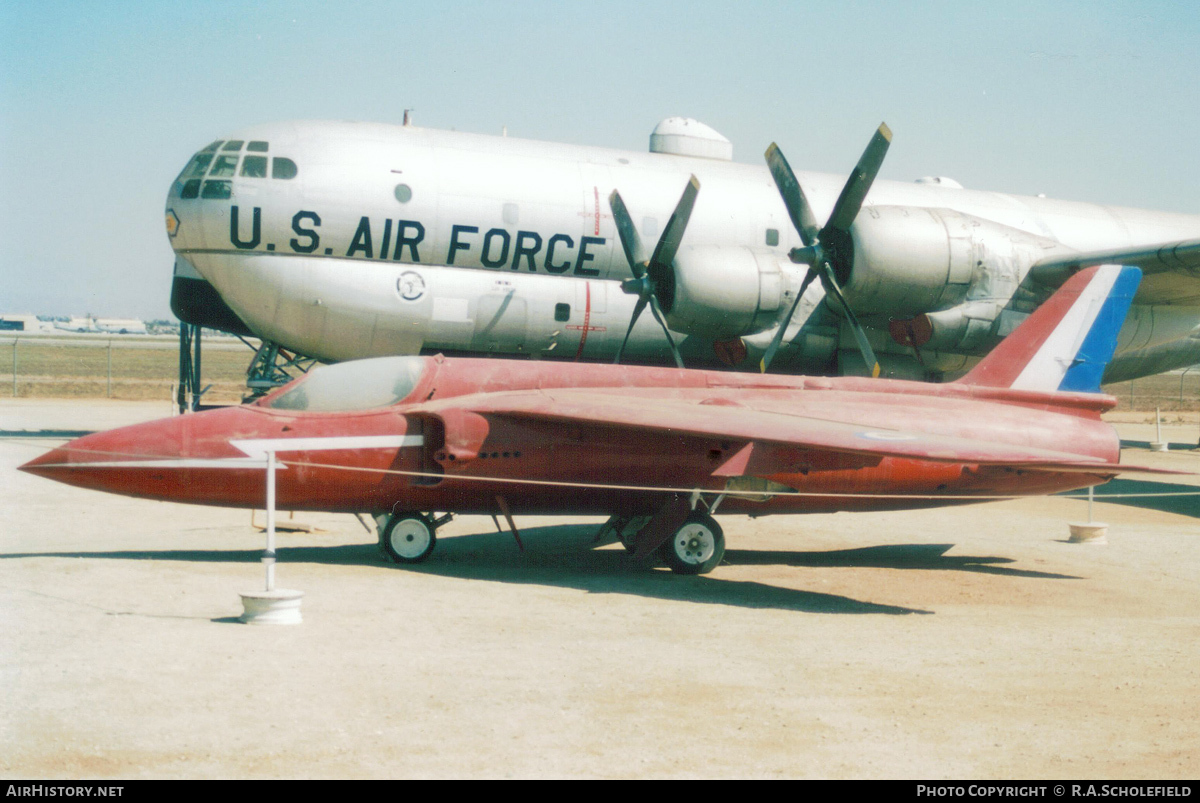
[378,512,453,563]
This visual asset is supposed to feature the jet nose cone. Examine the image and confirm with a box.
[16,417,191,498]
[19,444,72,478]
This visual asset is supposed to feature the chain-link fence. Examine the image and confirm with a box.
[3,335,1199,412]
[1,336,251,404]
[1103,369,1200,412]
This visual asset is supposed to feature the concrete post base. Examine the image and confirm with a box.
[239,589,305,624]
[1068,522,1108,544]
[1150,441,1169,452]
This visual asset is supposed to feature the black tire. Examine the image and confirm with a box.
[660,512,725,575]
[382,513,436,563]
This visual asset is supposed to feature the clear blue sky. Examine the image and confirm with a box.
[2,0,1197,319]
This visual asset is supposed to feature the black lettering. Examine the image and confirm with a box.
[447,225,478,265]
[346,216,374,258]
[574,236,604,276]
[290,211,321,253]
[378,219,393,262]
[545,234,574,274]
[511,231,542,271]
[393,220,425,262]
[230,205,261,250]
[481,228,511,268]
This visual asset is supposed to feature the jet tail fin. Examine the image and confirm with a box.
[958,264,1141,392]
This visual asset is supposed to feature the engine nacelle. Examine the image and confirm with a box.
[842,206,1062,317]
[664,246,785,340]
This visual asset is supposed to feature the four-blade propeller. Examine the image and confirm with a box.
[607,176,700,368]
[605,124,891,376]
[760,123,891,375]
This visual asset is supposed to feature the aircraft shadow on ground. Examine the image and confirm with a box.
[1120,440,1198,452]
[4,522,1088,616]
[1061,478,1200,519]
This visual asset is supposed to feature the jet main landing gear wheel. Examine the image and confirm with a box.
[660,512,725,575]
[381,513,436,563]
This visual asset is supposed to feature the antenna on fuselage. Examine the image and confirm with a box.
[403,109,413,126]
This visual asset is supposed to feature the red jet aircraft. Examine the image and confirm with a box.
[23,265,1149,574]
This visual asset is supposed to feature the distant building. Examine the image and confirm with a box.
[0,314,52,333]
[51,316,148,334]
[95,318,148,335]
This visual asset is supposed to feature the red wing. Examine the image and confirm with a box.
[413,389,1115,469]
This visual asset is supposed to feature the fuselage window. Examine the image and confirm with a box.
[209,155,239,177]
[247,141,269,152]
[394,183,412,203]
[554,303,571,322]
[241,156,268,178]
[201,180,231,199]
[221,140,245,152]
[272,157,298,179]
[181,179,201,199]
[766,228,779,247]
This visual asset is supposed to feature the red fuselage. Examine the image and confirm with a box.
[21,356,1120,518]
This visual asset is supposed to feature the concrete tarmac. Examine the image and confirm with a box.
[2,399,1198,779]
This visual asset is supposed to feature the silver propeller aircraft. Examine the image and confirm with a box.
[165,117,1200,385]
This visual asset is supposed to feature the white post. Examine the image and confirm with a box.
[1069,483,1107,544]
[1152,406,1169,451]
[264,450,276,591]
[238,448,303,624]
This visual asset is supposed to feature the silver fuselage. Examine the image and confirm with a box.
[165,120,1200,379]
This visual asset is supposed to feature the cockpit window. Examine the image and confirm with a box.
[221,140,245,151]
[200,141,223,153]
[264,357,427,412]
[272,157,298,179]
[184,153,214,177]
[201,180,231,199]
[241,155,268,178]
[247,140,269,152]
[209,154,238,177]
[181,179,201,199]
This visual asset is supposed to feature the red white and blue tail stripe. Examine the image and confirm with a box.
[960,264,1142,392]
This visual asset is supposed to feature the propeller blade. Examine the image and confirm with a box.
[759,267,820,373]
[608,189,648,277]
[765,143,820,246]
[824,123,891,234]
[614,296,649,364]
[820,262,881,378]
[648,294,685,369]
[648,175,700,282]
[609,178,694,369]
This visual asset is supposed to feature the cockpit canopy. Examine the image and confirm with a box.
[262,357,427,412]
[174,139,297,200]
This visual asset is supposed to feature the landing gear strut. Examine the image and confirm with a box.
[245,341,317,401]
[595,515,651,553]
[598,508,726,575]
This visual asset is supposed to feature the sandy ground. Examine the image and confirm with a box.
[1,399,1198,779]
